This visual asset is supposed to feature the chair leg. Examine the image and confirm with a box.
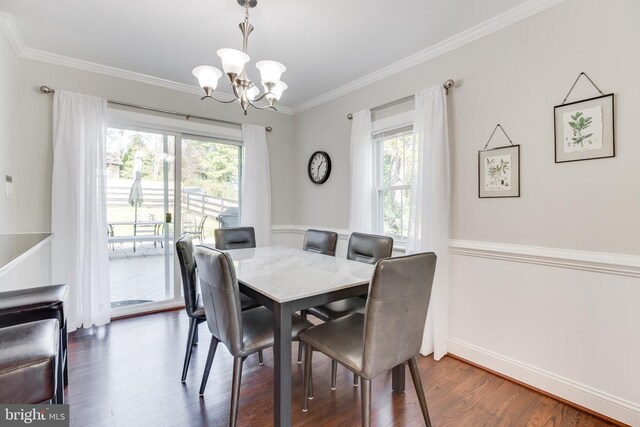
[361,378,371,427]
[193,324,199,345]
[199,337,219,396]
[353,372,359,387]
[330,360,337,390]
[303,344,313,411]
[258,350,264,365]
[297,341,304,364]
[229,356,245,427]
[62,321,68,386]
[181,318,198,383]
[55,349,64,404]
[408,357,432,427]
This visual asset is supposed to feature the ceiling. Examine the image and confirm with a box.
[0,0,536,110]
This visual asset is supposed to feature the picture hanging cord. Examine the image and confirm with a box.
[562,72,604,104]
[483,124,515,149]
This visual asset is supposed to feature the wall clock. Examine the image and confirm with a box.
[308,151,331,184]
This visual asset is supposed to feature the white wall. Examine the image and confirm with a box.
[1,0,639,423]
[291,0,640,423]
[0,53,296,290]
[0,25,17,233]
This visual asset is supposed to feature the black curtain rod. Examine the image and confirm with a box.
[39,86,272,132]
[346,79,455,120]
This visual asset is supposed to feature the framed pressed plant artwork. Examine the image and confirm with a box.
[554,84,615,163]
[478,144,520,198]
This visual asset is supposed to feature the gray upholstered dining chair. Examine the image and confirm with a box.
[305,232,393,387]
[214,226,256,250]
[299,252,437,427]
[176,234,260,384]
[193,246,313,427]
[303,229,338,256]
[296,228,339,363]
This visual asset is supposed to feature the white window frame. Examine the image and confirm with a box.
[372,111,414,247]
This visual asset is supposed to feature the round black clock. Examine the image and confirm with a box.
[308,151,331,184]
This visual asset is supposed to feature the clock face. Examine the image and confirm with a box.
[308,151,331,184]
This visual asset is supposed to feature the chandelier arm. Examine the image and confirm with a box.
[201,95,238,104]
[247,99,277,111]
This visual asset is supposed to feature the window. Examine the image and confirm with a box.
[374,126,413,241]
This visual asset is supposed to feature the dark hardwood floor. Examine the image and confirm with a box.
[66,311,616,427]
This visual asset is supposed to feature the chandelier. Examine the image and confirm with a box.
[192,0,287,115]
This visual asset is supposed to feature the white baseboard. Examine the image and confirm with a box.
[448,338,640,425]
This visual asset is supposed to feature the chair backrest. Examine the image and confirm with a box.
[303,229,338,256]
[214,227,256,250]
[347,232,394,264]
[175,234,199,317]
[197,215,208,231]
[193,246,244,356]
[361,252,437,379]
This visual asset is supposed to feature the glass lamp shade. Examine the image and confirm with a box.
[192,65,222,90]
[217,48,250,77]
[256,60,286,85]
[271,81,288,100]
[246,85,259,101]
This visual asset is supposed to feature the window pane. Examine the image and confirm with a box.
[382,136,405,187]
[181,138,241,244]
[381,133,413,187]
[381,188,411,240]
[106,128,175,308]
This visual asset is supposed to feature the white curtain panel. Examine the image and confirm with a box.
[348,109,374,233]
[407,85,451,360]
[51,90,110,332]
[240,124,271,246]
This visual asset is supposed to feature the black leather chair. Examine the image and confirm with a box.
[0,284,69,401]
[193,246,313,426]
[297,229,338,363]
[302,229,338,256]
[214,227,256,250]
[300,252,437,427]
[176,234,260,384]
[0,319,61,404]
[305,232,393,387]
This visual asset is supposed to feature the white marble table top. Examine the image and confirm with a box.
[224,246,375,303]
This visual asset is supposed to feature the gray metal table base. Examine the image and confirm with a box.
[240,282,404,426]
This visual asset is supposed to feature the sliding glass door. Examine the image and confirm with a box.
[106,127,176,314]
[180,135,242,246]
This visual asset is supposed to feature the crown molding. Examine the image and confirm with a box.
[292,0,567,114]
[0,12,25,55]
[0,12,294,115]
[1,0,565,117]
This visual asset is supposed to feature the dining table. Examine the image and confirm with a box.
[224,245,408,427]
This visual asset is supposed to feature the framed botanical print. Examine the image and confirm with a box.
[554,94,615,163]
[478,144,520,198]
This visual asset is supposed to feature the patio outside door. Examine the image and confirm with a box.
[106,127,177,315]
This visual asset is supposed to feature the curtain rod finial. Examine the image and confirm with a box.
[40,85,54,94]
[347,113,353,120]
[266,126,272,132]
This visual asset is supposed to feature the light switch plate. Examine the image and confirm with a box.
[5,175,14,199]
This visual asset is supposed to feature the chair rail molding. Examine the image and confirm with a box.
[271,225,350,240]
[449,239,640,278]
